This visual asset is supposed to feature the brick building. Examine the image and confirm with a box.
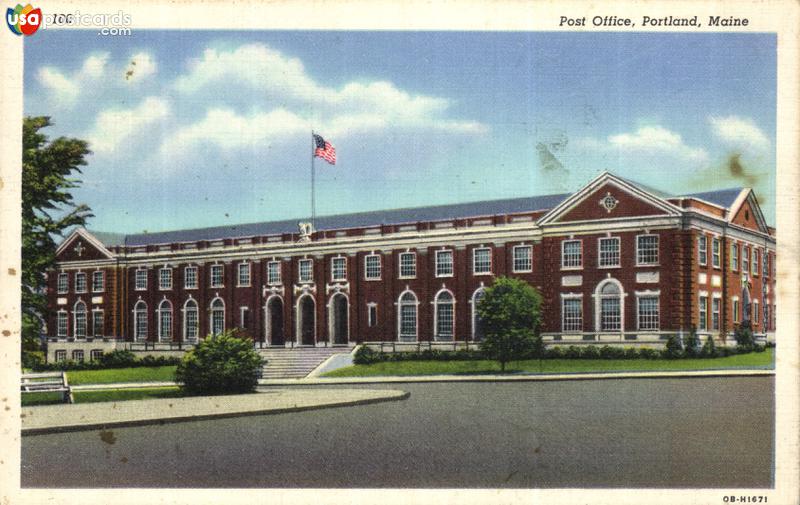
[44,172,776,361]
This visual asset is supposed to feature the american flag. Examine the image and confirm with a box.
[313,133,336,165]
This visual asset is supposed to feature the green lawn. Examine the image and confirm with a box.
[323,348,775,377]
[21,391,68,407]
[73,386,183,404]
[66,366,177,385]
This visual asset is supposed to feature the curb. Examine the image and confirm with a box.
[22,390,410,436]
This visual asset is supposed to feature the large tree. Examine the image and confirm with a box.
[476,276,543,372]
[22,117,92,353]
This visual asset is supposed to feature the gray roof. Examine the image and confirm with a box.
[682,188,743,209]
[89,193,571,247]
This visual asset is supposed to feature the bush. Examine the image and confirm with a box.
[175,331,263,395]
[623,347,639,360]
[638,348,659,360]
[546,346,564,359]
[734,321,755,352]
[684,328,701,358]
[99,349,137,368]
[353,345,381,364]
[22,350,45,369]
[599,345,625,360]
[700,334,717,358]
[564,346,582,359]
[663,334,684,359]
[580,346,600,359]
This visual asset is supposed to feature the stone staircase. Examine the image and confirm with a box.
[258,346,352,379]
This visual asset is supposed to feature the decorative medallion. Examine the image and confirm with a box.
[298,222,314,242]
[599,192,618,213]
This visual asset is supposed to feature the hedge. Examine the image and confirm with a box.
[32,349,181,371]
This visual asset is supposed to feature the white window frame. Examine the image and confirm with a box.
[157,299,173,342]
[472,247,492,275]
[240,306,249,328]
[73,300,87,338]
[267,261,282,285]
[512,245,533,273]
[92,309,104,337]
[712,237,721,269]
[397,290,418,342]
[72,350,84,363]
[712,296,721,330]
[398,252,416,279]
[763,251,769,277]
[598,237,621,268]
[561,294,583,333]
[561,239,583,269]
[698,295,708,331]
[752,299,759,325]
[237,262,251,287]
[210,264,224,288]
[135,269,148,291]
[732,296,740,323]
[159,267,173,290]
[636,293,660,331]
[731,243,739,271]
[298,259,313,283]
[92,271,105,293]
[752,249,760,277]
[433,289,455,341]
[90,349,103,361]
[367,304,378,327]
[365,254,382,280]
[184,266,198,289]
[595,279,623,332]
[55,350,67,362]
[57,310,68,337]
[210,298,225,336]
[133,300,148,341]
[74,272,87,293]
[435,250,454,278]
[183,298,199,342]
[742,246,750,275]
[331,257,347,282]
[698,236,708,266]
[635,234,659,266]
[57,273,68,294]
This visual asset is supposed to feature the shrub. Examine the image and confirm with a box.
[175,331,263,395]
[683,327,701,358]
[734,321,755,352]
[599,345,625,360]
[99,349,137,368]
[638,348,659,360]
[353,345,381,365]
[580,346,600,359]
[663,334,684,359]
[700,334,717,358]
[623,347,639,360]
[22,350,45,369]
[754,344,766,353]
[564,346,582,359]
[546,346,564,359]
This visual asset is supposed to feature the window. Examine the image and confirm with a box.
[159,268,173,290]
[210,298,225,336]
[158,300,172,342]
[135,269,147,290]
[331,257,347,281]
[74,301,87,338]
[513,245,532,272]
[55,350,67,362]
[636,235,659,265]
[598,282,621,331]
[398,291,417,341]
[92,310,104,337]
[365,254,381,280]
[184,266,198,289]
[698,296,708,331]
[238,263,251,286]
[435,250,454,277]
[92,271,104,292]
[637,296,659,331]
[698,236,707,266]
[752,300,759,324]
[368,305,378,327]
[764,301,770,330]
[134,301,147,341]
[562,240,582,268]
[210,264,224,287]
[733,298,740,323]
[763,252,769,277]
[731,243,739,271]
[473,247,492,274]
[299,259,313,283]
[434,290,454,340]
[90,349,103,361]
[184,299,199,342]
[57,273,68,293]
[240,307,249,328]
[712,238,721,268]
[752,249,760,276]
[267,261,281,285]
[57,311,68,337]
[598,237,620,268]
[75,272,87,293]
[399,252,416,278]
[712,298,721,330]
[742,247,750,275]
[561,297,583,333]
[72,350,84,363]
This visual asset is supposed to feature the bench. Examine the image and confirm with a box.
[21,371,73,404]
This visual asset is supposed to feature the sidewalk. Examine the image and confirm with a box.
[21,388,410,435]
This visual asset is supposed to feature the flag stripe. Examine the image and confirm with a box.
[313,134,336,165]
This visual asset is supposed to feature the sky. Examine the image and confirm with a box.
[23,31,777,233]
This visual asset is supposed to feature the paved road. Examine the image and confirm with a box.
[21,377,774,488]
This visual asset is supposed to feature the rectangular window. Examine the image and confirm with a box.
[733,299,740,323]
[57,273,68,294]
[699,296,708,330]
[598,237,620,268]
[763,252,769,277]
[184,266,198,289]
[92,310,104,337]
[240,307,249,328]
[75,272,87,293]
[561,240,582,268]
[55,350,67,362]
[512,245,532,272]
[365,254,381,280]
[742,246,750,275]
[600,298,621,331]
[57,312,68,337]
[435,250,454,277]
[185,306,198,341]
[92,271,105,292]
[400,303,417,340]
[72,350,84,362]
[473,247,492,274]
[90,349,103,361]
[210,264,224,287]
[331,257,347,281]
[752,249,760,276]
[712,238,721,268]
[299,259,313,283]
[752,300,759,324]
[698,236,707,266]
[74,309,86,338]
[159,268,172,290]
[368,305,378,327]
[636,235,659,265]
[135,269,147,290]
[712,298,721,330]
[399,252,416,278]
[731,243,739,271]
[267,261,281,284]
[238,263,251,286]
[436,303,454,339]
[561,298,582,333]
[637,296,660,331]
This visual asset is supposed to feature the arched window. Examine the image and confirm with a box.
[434,290,455,341]
[471,288,486,341]
[183,298,199,342]
[133,300,148,341]
[157,299,173,342]
[596,280,622,332]
[73,301,87,338]
[210,298,225,336]
[398,291,418,342]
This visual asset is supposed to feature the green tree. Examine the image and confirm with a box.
[175,331,264,395]
[21,117,92,356]
[734,320,755,353]
[700,333,717,358]
[476,276,543,372]
[683,326,701,358]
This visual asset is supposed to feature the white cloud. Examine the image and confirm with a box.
[36,67,80,105]
[606,125,709,163]
[88,96,170,154]
[708,115,770,153]
[124,52,157,83]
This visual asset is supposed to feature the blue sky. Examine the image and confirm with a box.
[24,31,776,233]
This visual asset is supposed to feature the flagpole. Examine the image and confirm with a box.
[311,130,316,230]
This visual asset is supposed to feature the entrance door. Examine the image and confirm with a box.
[267,297,284,345]
[299,296,315,345]
[331,294,348,344]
